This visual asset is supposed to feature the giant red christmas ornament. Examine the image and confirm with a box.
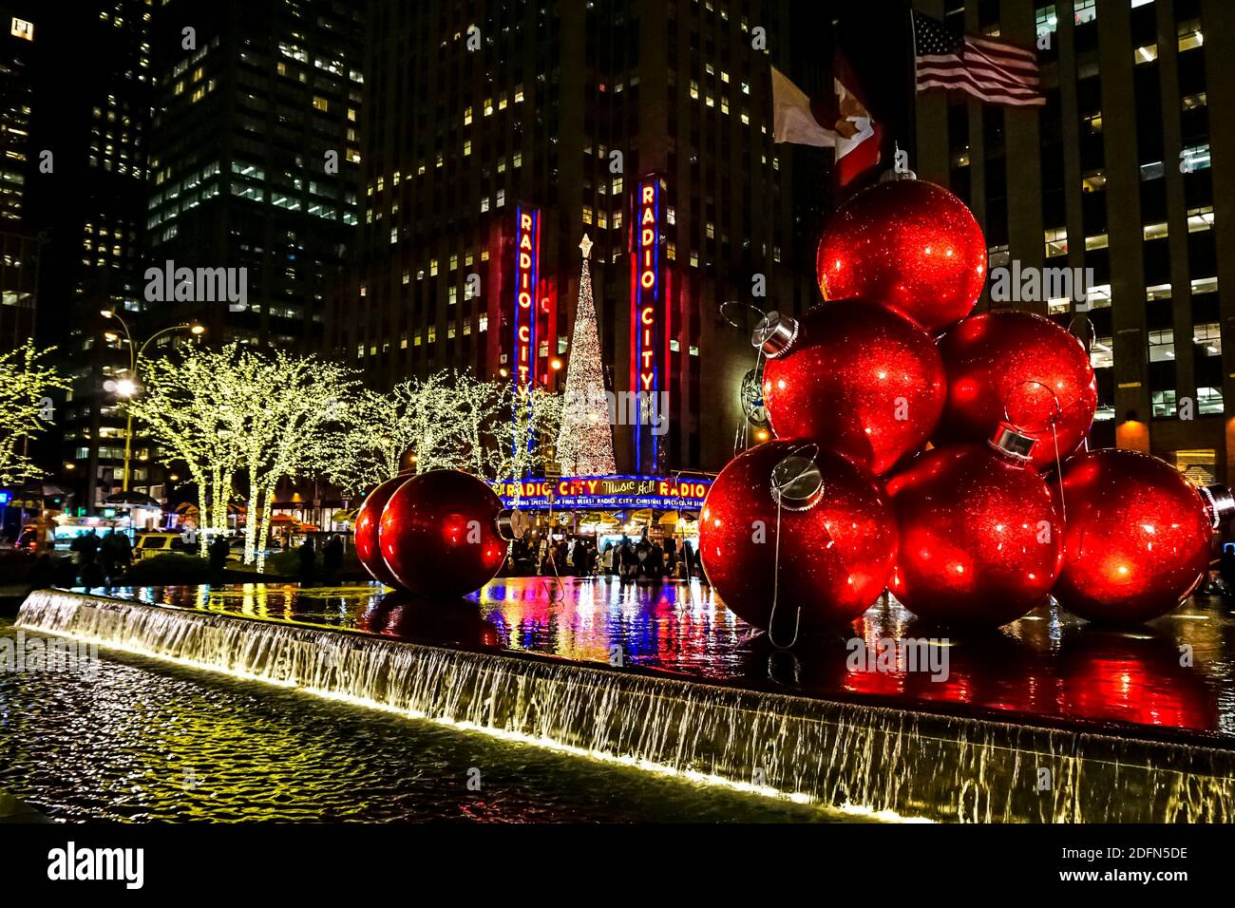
[935,310,1098,472]
[1053,449,1222,624]
[816,178,987,333]
[698,440,898,636]
[379,470,524,597]
[754,300,946,475]
[886,441,1064,628]
[355,473,411,587]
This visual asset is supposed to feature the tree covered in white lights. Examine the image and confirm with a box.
[554,234,616,476]
[0,340,70,487]
[129,343,355,569]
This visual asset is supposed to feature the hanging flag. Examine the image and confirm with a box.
[913,10,1045,108]
[828,51,883,187]
[771,62,882,187]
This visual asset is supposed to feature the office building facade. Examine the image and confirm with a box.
[336,0,828,475]
[913,0,1235,484]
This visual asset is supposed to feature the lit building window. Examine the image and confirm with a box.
[1181,144,1211,173]
[1148,329,1175,363]
[1197,387,1224,415]
[1044,227,1068,257]
[1187,206,1214,232]
[1074,0,1096,26]
[1035,5,1058,39]
[1133,44,1157,65]
[1143,222,1168,241]
[1194,323,1222,357]
[1152,390,1177,418]
[1178,19,1203,53]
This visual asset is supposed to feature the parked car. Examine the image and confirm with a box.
[133,531,190,561]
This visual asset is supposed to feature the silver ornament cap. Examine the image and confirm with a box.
[495,509,529,541]
[988,422,1036,463]
[751,310,800,358]
[1199,484,1235,529]
[770,454,824,511]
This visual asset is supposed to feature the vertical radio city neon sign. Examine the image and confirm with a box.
[630,176,666,474]
[513,206,541,387]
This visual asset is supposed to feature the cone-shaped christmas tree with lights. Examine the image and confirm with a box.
[555,234,616,476]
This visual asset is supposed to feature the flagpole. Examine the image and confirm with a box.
[907,1,918,172]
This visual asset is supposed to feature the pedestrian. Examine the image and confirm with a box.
[100,529,119,584]
[298,537,316,584]
[602,541,615,574]
[323,534,344,582]
[208,534,230,581]
[665,537,678,579]
[114,530,133,576]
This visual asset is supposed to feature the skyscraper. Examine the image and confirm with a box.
[23,0,154,509]
[144,0,364,348]
[0,5,37,354]
[913,0,1235,484]
[335,0,829,475]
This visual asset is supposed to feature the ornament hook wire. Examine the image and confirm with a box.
[765,441,821,650]
[1002,380,1068,522]
[719,300,768,330]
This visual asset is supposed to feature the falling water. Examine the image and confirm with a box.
[17,589,1235,822]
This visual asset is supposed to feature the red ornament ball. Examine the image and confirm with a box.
[936,310,1097,472]
[698,440,898,633]
[1053,449,1213,624]
[758,300,946,475]
[379,470,509,598]
[816,179,986,333]
[886,444,1064,628]
[355,474,410,587]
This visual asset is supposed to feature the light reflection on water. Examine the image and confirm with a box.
[71,578,1235,740]
[0,620,844,823]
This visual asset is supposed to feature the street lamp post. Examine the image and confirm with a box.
[101,309,204,493]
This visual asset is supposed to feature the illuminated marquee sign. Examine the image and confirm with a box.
[512,206,541,387]
[493,475,711,511]
[630,176,668,473]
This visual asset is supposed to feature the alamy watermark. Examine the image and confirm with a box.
[989,261,1095,306]
[563,386,669,436]
[846,635,950,683]
[144,259,248,311]
[0,630,99,677]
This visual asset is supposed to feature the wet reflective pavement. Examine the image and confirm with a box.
[72,577,1235,744]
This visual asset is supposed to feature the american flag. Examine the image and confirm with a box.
[913,10,1045,107]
